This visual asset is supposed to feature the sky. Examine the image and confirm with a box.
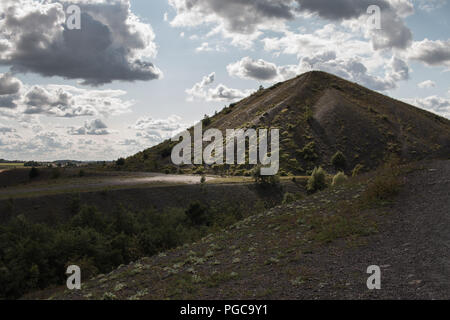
[0,0,449,161]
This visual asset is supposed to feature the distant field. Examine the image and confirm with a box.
[0,163,24,168]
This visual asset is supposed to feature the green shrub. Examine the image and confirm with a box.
[362,171,402,203]
[252,165,280,187]
[185,202,209,226]
[297,142,318,161]
[193,166,205,175]
[332,172,348,186]
[282,192,297,204]
[331,151,347,171]
[0,198,265,299]
[307,166,327,193]
[304,107,313,122]
[352,164,364,177]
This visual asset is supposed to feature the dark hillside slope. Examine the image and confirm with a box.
[124,71,450,175]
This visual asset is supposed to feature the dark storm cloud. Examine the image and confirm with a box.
[294,0,389,20]
[0,0,162,86]
[0,73,22,109]
[208,0,294,33]
[169,0,412,49]
[294,0,412,49]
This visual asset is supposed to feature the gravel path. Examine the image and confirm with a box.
[298,159,450,299]
[0,174,216,198]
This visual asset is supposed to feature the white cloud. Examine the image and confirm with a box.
[405,95,450,119]
[168,0,412,50]
[296,51,400,91]
[1,82,133,119]
[408,39,450,67]
[0,126,15,134]
[68,119,112,135]
[133,115,185,133]
[132,115,190,146]
[227,57,280,81]
[186,72,253,102]
[417,80,436,89]
[416,0,446,12]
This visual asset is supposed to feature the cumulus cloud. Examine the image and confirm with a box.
[295,51,409,91]
[0,126,15,134]
[168,0,294,34]
[68,119,112,135]
[408,39,450,67]
[196,42,224,52]
[208,84,254,101]
[168,0,412,50]
[416,0,446,12]
[405,96,450,119]
[133,115,185,133]
[132,115,190,145]
[0,73,22,95]
[387,56,410,82]
[0,0,162,85]
[295,0,413,50]
[0,131,73,158]
[4,84,133,118]
[186,72,253,102]
[227,57,279,81]
[0,73,22,109]
[260,22,411,90]
[418,80,436,89]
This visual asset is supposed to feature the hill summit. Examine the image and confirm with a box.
[124,71,450,175]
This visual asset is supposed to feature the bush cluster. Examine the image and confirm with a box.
[0,201,251,299]
[307,166,327,193]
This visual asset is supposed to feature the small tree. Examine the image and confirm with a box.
[202,114,212,127]
[331,151,347,171]
[332,171,348,186]
[116,158,126,166]
[307,166,327,193]
[252,165,280,187]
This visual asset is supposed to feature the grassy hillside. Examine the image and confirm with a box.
[36,159,450,300]
[122,71,450,176]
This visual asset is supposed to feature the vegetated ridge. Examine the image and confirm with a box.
[123,71,450,176]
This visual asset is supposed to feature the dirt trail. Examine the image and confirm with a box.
[0,173,216,198]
